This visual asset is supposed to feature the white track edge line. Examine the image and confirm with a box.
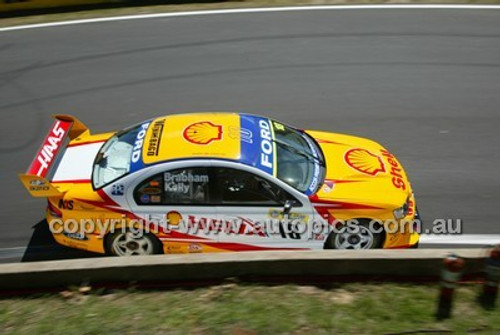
[1,5,500,32]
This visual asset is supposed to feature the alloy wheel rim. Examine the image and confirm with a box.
[333,225,374,249]
[112,232,154,256]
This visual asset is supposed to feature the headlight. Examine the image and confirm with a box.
[393,197,410,219]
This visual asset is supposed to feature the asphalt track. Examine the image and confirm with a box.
[0,6,499,262]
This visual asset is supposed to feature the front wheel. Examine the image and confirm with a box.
[105,231,163,256]
[324,220,384,250]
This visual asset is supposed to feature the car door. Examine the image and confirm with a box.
[126,162,218,253]
[212,163,317,249]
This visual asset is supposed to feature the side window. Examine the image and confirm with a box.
[164,168,210,204]
[215,167,296,206]
[134,174,164,205]
[134,167,210,205]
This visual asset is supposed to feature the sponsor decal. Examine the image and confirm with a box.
[166,211,183,225]
[258,119,274,172]
[267,209,308,222]
[380,149,407,190]
[58,199,74,210]
[140,194,150,203]
[166,245,182,253]
[344,148,386,176]
[303,133,321,195]
[30,185,50,192]
[188,243,202,253]
[111,184,124,196]
[141,187,162,195]
[29,181,49,192]
[28,119,71,177]
[183,121,223,145]
[147,119,165,156]
[164,212,264,237]
[30,179,46,186]
[240,115,276,176]
[129,121,151,172]
[151,195,161,203]
[273,122,285,131]
[322,180,335,193]
[63,231,88,241]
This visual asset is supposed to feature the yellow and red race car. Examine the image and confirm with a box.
[20,113,419,256]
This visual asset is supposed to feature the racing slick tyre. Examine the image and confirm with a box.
[324,219,383,250]
[105,230,163,256]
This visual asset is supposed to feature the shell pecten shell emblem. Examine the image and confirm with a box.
[344,148,386,176]
[166,211,183,225]
[183,121,223,145]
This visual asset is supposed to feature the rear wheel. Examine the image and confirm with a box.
[325,219,383,250]
[106,231,162,256]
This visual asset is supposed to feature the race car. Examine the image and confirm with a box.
[19,113,419,256]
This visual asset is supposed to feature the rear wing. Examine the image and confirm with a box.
[19,115,89,197]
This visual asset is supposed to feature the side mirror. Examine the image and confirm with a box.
[283,199,296,215]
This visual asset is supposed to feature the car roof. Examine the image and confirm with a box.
[130,112,278,177]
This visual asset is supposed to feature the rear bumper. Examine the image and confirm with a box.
[46,209,106,254]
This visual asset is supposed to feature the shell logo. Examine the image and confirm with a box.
[183,121,223,145]
[166,211,183,225]
[344,148,386,176]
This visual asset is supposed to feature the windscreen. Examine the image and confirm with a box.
[92,124,143,189]
[272,121,325,195]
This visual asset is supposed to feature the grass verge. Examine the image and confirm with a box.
[2,0,500,29]
[1,283,499,334]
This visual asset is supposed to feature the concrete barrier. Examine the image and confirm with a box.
[0,249,489,292]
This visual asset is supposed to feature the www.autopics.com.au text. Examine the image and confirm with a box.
[48,216,462,239]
